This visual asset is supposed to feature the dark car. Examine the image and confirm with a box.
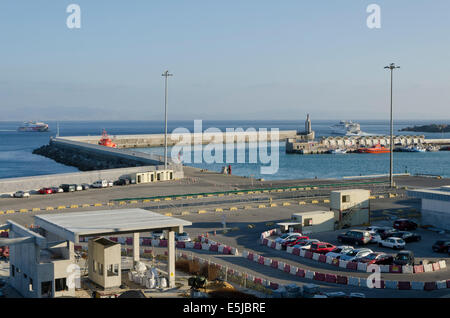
[356,252,394,265]
[432,240,450,253]
[337,230,372,246]
[60,184,76,192]
[389,231,421,242]
[379,229,398,240]
[81,183,91,190]
[393,250,414,266]
[393,219,418,231]
[114,178,130,186]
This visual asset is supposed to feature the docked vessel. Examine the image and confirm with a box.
[358,144,390,153]
[18,121,49,132]
[98,129,117,148]
[328,148,347,154]
[331,120,369,136]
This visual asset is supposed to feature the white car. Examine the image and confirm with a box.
[274,233,303,244]
[13,191,30,198]
[75,184,83,191]
[370,234,383,243]
[299,239,320,250]
[325,246,354,259]
[107,181,114,187]
[378,237,405,250]
[338,248,373,261]
[175,232,191,242]
[92,180,109,188]
[151,231,165,240]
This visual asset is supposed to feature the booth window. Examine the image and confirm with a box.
[342,195,350,203]
[304,218,313,226]
[55,278,67,292]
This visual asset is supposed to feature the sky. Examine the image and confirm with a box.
[0,0,450,121]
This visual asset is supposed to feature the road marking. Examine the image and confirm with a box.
[119,201,126,205]
[198,210,207,214]
[270,203,277,207]
[82,204,90,208]
[215,208,223,212]
[32,208,41,212]
[6,210,15,214]
[94,203,102,207]
[181,211,190,215]
[70,205,79,209]
[311,200,319,204]
[258,204,266,208]
[164,213,173,216]
[299,201,306,205]
[282,202,290,206]
[57,206,66,210]
[229,207,238,211]
[46,207,54,211]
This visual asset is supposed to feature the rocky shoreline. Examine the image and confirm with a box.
[400,124,450,133]
[33,144,144,171]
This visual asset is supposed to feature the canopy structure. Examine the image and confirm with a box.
[34,208,192,243]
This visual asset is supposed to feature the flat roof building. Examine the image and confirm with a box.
[3,208,191,298]
[407,186,450,230]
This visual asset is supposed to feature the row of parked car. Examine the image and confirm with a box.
[275,232,416,265]
[147,231,191,242]
[12,177,137,198]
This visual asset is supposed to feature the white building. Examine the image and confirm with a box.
[407,186,450,230]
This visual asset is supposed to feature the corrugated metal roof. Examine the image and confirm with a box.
[34,209,191,242]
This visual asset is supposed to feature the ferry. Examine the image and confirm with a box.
[98,129,117,148]
[358,144,390,154]
[18,121,49,132]
[331,120,370,136]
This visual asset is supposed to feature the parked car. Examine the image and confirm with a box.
[338,248,373,261]
[378,237,405,250]
[432,240,450,253]
[282,236,309,248]
[389,231,421,242]
[39,187,53,195]
[274,233,303,244]
[81,183,91,190]
[107,181,114,187]
[75,184,83,191]
[299,239,320,250]
[13,191,30,198]
[309,242,336,254]
[151,231,165,240]
[91,180,109,188]
[393,250,414,266]
[51,187,64,193]
[337,230,372,245]
[60,184,76,192]
[325,246,354,259]
[175,232,191,242]
[114,178,130,186]
[356,252,393,265]
[393,219,418,231]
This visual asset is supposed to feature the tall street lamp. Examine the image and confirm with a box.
[162,70,173,169]
[384,63,400,188]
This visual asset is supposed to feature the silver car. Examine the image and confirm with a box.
[338,248,373,261]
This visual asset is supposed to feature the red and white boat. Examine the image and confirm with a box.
[98,129,117,148]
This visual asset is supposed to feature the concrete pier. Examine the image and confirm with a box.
[57,130,297,149]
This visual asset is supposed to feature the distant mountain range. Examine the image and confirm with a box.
[400,124,450,133]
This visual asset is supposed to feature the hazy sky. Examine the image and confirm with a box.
[1,1,450,121]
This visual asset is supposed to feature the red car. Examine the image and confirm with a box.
[39,188,53,194]
[309,242,336,254]
[282,236,309,249]
[357,252,393,265]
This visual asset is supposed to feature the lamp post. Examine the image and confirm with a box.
[162,70,173,169]
[384,63,400,188]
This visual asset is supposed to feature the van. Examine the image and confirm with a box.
[337,230,372,245]
[92,180,108,188]
[60,184,76,192]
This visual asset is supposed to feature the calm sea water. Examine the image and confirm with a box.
[0,120,449,180]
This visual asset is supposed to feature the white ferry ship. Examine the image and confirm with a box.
[330,120,368,136]
[18,121,49,132]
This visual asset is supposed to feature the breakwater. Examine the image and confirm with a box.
[56,130,297,148]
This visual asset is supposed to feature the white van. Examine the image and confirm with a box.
[92,180,108,188]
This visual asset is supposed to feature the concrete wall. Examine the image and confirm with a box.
[330,189,370,211]
[57,130,298,148]
[422,199,450,230]
[0,165,183,194]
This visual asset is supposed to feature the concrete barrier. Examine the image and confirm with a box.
[380,265,390,273]
[314,272,326,281]
[436,280,447,289]
[290,266,297,275]
[346,262,358,270]
[336,275,348,285]
[296,268,305,277]
[438,260,447,270]
[414,265,424,273]
[312,253,320,261]
[305,270,314,280]
[348,277,359,286]
[326,256,333,264]
[398,281,411,290]
[402,265,414,274]
[271,260,278,269]
[339,260,348,269]
[385,280,398,289]
[264,258,272,266]
[357,262,367,272]
[432,262,440,271]
[278,262,285,271]
[389,264,402,273]
[300,249,306,257]
[286,246,294,254]
[275,243,282,250]
[424,282,437,291]
[325,274,337,283]
[423,263,433,273]
[411,281,425,290]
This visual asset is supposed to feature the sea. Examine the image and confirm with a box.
[0,120,449,181]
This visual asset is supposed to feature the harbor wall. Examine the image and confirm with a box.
[56,130,298,148]
[0,165,183,194]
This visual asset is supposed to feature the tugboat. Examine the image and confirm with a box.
[98,129,117,148]
[358,144,390,153]
[18,121,49,132]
